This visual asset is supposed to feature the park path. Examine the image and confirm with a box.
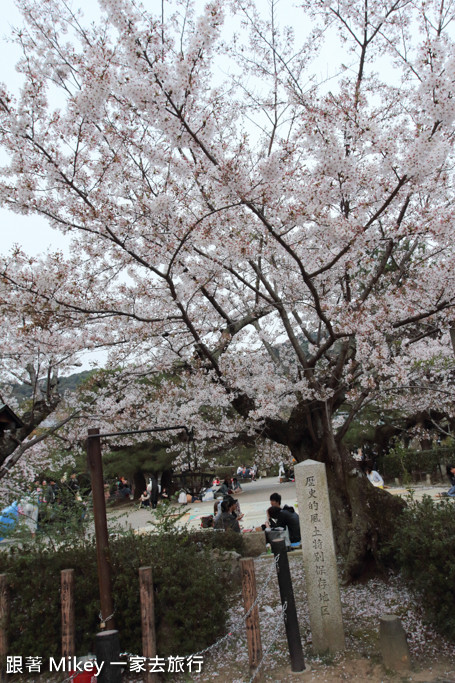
[107,476,450,535]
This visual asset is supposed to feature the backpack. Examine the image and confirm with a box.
[201,515,214,528]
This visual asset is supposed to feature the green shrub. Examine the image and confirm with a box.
[382,443,409,480]
[0,530,231,665]
[382,444,454,482]
[189,529,244,554]
[386,495,455,639]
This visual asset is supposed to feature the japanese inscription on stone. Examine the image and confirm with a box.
[295,460,345,654]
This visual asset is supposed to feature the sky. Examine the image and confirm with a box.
[0,0,132,255]
[0,0,69,254]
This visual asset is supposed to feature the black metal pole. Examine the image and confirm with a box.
[95,630,122,683]
[87,428,115,631]
[271,539,305,672]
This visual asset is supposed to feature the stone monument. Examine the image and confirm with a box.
[295,459,345,654]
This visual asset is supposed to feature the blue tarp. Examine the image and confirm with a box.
[0,502,18,541]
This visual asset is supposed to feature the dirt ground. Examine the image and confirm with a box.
[166,552,454,683]
[121,550,455,683]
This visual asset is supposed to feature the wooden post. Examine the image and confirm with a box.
[0,575,8,683]
[139,566,157,683]
[61,569,75,658]
[87,428,115,630]
[240,557,262,669]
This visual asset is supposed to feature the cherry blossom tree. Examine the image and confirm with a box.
[2,0,455,577]
[0,258,96,479]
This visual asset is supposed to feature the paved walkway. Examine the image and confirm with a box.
[107,477,453,535]
[108,476,296,533]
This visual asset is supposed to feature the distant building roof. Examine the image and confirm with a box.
[0,404,24,431]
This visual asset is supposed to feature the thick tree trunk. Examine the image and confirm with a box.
[290,439,405,582]
[258,401,406,581]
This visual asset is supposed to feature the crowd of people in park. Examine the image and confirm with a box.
[235,464,258,480]
[10,454,455,541]
[212,468,258,499]
[110,474,172,507]
[14,470,174,537]
[193,454,455,546]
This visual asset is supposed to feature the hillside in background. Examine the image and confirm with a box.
[9,370,94,404]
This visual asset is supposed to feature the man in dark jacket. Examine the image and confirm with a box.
[270,491,295,514]
[267,505,301,543]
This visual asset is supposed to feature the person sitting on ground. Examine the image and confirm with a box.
[269,492,295,513]
[186,492,202,504]
[160,487,169,500]
[365,466,384,488]
[267,505,301,543]
[214,495,243,523]
[214,498,241,532]
[441,464,455,497]
[215,477,232,498]
[139,490,150,507]
[118,476,132,498]
[232,477,242,493]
